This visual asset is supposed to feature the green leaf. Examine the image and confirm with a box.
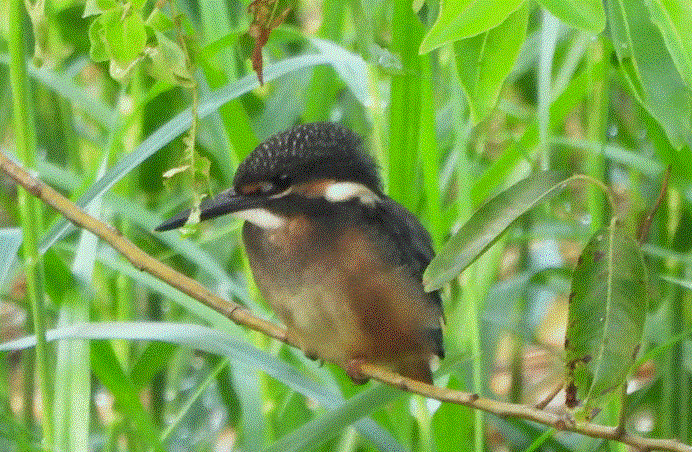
[42,249,78,308]
[148,30,193,86]
[88,15,109,62]
[130,342,177,390]
[82,0,117,17]
[145,7,176,33]
[470,43,592,204]
[90,341,164,451]
[607,0,692,149]
[102,8,147,64]
[564,223,648,419]
[424,171,567,291]
[644,0,692,90]
[454,4,528,124]
[419,0,525,54]
[0,322,404,452]
[310,38,369,108]
[265,385,403,452]
[129,0,147,11]
[536,0,605,33]
[432,377,474,452]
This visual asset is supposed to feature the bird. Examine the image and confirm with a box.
[156,122,444,384]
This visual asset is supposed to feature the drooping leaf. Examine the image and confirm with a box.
[419,0,525,54]
[537,0,605,33]
[454,4,529,124]
[87,13,111,63]
[147,30,194,87]
[424,171,568,291]
[564,223,648,419]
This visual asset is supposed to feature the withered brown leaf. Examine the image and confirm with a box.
[247,0,292,85]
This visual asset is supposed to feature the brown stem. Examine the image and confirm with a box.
[638,165,672,244]
[534,382,563,410]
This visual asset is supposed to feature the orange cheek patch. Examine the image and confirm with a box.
[293,179,334,197]
[240,182,263,195]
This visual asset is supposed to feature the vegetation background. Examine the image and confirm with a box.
[0,0,691,451]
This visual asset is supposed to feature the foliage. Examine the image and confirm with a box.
[1,0,691,451]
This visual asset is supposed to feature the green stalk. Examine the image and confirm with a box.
[8,0,52,445]
[451,57,484,452]
[585,37,608,232]
[537,9,559,170]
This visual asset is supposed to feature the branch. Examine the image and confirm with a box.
[1,152,689,452]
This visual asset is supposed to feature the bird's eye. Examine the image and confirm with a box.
[274,174,291,190]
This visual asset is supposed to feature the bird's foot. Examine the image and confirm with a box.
[304,351,319,361]
[345,358,369,385]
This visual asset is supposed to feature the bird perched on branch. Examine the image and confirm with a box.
[156,122,444,383]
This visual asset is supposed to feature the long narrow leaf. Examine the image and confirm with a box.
[0,322,404,451]
[39,52,342,252]
[265,385,403,452]
[424,171,567,291]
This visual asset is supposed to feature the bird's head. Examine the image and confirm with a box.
[155,122,383,232]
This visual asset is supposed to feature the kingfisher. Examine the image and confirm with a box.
[156,122,444,383]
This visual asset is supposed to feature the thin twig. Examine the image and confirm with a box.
[0,152,287,344]
[534,382,563,410]
[1,153,690,452]
[615,382,628,438]
[638,165,672,244]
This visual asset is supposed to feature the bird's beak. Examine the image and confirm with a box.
[155,189,266,232]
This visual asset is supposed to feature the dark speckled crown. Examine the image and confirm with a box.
[233,122,382,195]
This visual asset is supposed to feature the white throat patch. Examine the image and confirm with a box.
[233,208,286,229]
[324,181,379,206]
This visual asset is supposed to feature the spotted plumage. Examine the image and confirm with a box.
[234,122,382,196]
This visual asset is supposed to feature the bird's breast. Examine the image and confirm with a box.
[241,217,438,366]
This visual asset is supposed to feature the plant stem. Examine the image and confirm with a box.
[8,0,52,445]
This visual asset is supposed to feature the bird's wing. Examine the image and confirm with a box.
[372,197,445,357]
[374,197,437,281]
